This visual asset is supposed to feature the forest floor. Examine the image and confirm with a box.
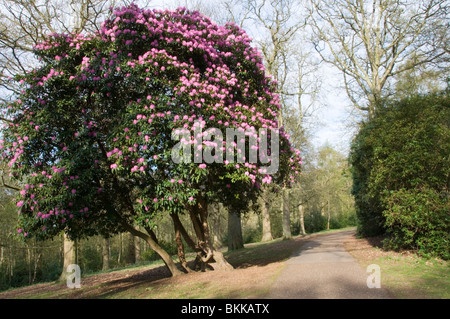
[0,227,448,299]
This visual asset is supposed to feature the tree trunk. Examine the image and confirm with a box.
[124,223,183,277]
[259,192,273,242]
[327,197,331,231]
[282,187,292,239]
[8,246,13,284]
[26,245,31,285]
[145,236,181,276]
[117,233,122,265]
[102,237,110,271]
[190,196,234,271]
[58,233,76,282]
[227,211,244,251]
[135,237,141,264]
[299,203,306,235]
[210,203,225,249]
[170,213,191,273]
[172,213,197,251]
[126,233,136,265]
[174,225,190,273]
[32,251,41,285]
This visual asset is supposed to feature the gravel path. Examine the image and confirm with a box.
[267,230,392,299]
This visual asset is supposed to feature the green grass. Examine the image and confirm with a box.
[378,254,449,299]
[346,235,450,299]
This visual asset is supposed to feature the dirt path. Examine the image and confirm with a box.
[266,229,392,299]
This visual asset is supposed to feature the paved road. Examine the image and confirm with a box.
[267,230,392,299]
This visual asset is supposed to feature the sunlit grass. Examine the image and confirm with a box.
[378,255,449,299]
[347,236,449,299]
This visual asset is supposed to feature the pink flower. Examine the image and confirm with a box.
[16,201,24,207]
[178,179,183,184]
[170,179,175,183]
[198,163,206,169]
[71,189,76,194]
[188,196,194,201]
[110,163,118,169]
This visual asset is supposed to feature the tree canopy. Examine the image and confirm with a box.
[0,4,301,275]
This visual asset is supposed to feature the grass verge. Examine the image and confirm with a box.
[344,233,449,299]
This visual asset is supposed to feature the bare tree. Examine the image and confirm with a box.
[246,0,307,125]
[246,0,323,239]
[308,0,449,118]
[0,0,137,99]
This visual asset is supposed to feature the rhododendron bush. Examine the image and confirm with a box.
[0,4,301,275]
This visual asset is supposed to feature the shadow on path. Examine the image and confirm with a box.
[266,230,393,299]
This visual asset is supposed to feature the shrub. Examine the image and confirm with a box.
[243,226,262,244]
[350,91,450,259]
[304,210,327,233]
[382,188,449,259]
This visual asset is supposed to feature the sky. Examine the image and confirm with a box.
[314,95,354,154]
[312,64,358,155]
